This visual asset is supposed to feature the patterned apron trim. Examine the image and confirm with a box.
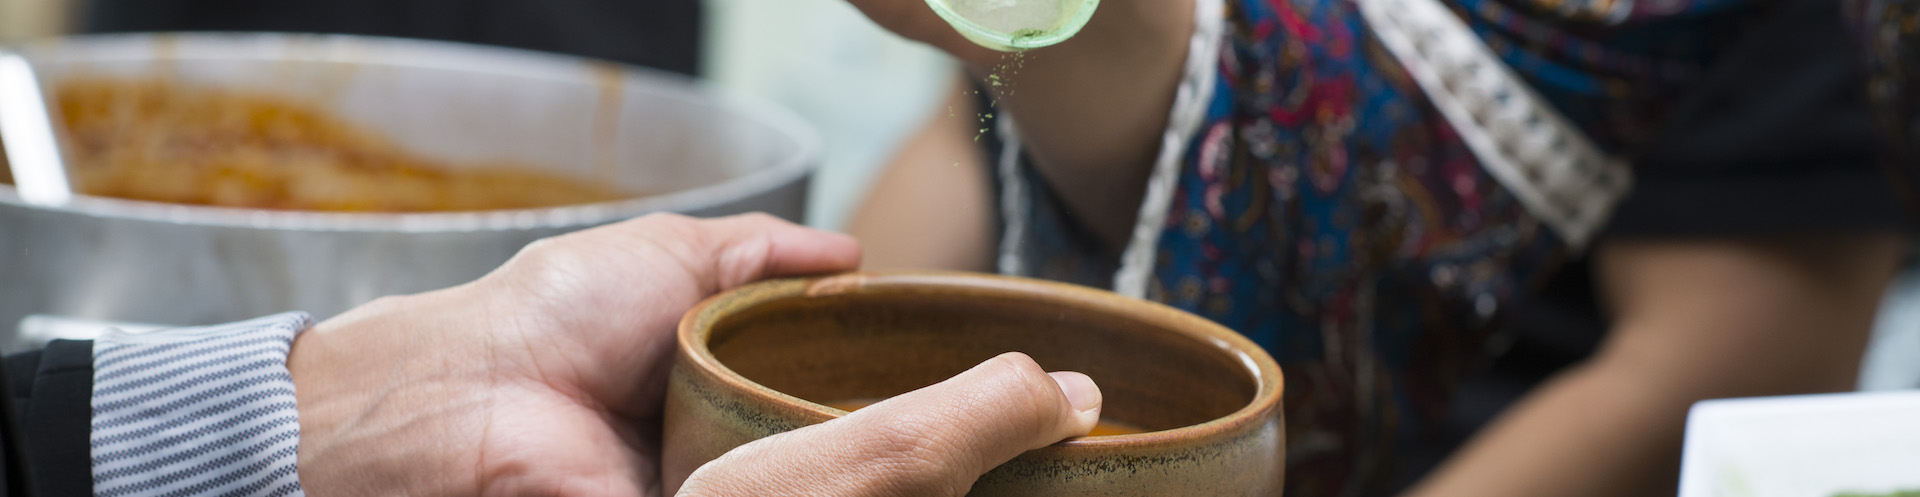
[996,115,1030,277]
[1113,0,1229,299]
[1357,0,1633,249]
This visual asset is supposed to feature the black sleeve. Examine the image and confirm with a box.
[4,340,97,497]
[0,350,35,497]
[1611,0,1914,236]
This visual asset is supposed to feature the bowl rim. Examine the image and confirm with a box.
[0,32,820,233]
[675,270,1285,449]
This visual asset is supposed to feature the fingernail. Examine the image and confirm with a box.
[1049,371,1102,413]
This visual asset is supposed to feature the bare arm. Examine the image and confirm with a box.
[1407,235,1904,496]
[847,79,997,272]
[844,0,1196,252]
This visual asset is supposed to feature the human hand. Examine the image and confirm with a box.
[674,352,1103,496]
[839,0,1194,67]
[289,213,861,496]
[288,213,1104,497]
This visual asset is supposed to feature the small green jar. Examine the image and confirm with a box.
[925,0,1103,51]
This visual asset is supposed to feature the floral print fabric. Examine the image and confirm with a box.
[1000,0,1784,495]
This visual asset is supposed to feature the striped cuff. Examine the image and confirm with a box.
[89,313,313,497]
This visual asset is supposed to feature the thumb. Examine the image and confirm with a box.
[666,213,864,291]
[555,212,862,295]
[676,352,1102,497]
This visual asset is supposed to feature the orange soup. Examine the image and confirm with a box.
[21,78,631,212]
[824,398,1149,437]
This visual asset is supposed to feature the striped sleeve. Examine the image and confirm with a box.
[89,313,312,497]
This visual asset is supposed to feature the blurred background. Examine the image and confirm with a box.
[1,0,1915,393]
[1,0,951,230]
[0,0,959,338]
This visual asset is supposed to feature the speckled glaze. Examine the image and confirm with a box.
[661,271,1285,496]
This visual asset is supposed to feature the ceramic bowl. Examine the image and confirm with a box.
[662,271,1285,496]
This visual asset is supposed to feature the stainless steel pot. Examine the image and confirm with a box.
[0,33,820,350]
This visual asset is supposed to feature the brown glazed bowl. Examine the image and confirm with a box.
[661,272,1285,496]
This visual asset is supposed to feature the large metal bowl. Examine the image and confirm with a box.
[0,33,820,350]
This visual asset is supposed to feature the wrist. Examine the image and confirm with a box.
[291,292,495,497]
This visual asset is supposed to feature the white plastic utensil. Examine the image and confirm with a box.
[0,48,72,207]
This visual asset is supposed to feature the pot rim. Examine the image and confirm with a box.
[676,271,1286,449]
[0,32,820,233]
